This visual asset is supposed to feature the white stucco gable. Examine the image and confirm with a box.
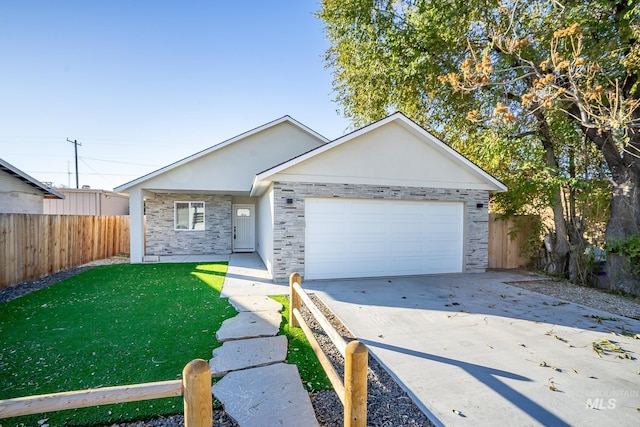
[114,116,328,194]
[251,112,506,195]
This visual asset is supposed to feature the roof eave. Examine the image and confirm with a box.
[0,158,65,199]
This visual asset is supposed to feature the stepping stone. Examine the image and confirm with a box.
[212,363,319,427]
[228,295,283,313]
[216,311,282,342]
[209,335,287,377]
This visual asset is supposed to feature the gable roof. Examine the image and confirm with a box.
[250,112,507,195]
[114,115,329,193]
[0,158,64,199]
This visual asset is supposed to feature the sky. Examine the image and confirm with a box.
[0,1,352,191]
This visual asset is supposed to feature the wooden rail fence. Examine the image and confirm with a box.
[0,359,212,427]
[0,214,129,289]
[289,273,368,427]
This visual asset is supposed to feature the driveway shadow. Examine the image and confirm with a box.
[362,339,571,426]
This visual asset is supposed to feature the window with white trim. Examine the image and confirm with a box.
[174,201,205,230]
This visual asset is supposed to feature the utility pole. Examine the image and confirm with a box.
[67,138,81,188]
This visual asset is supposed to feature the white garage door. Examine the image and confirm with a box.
[305,198,464,280]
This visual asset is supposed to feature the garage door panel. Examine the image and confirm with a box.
[308,241,345,254]
[352,261,387,276]
[426,242,460,255]
[309,219,345,231]
[390,221,425,233]
[307,199,346,213]
[351,222,385,234]
[391,263,423,273]
[351,241,386,254]
[352,200,385,213]
[389,240,424,253]
[305,198,464,280]
[306,262,347,277]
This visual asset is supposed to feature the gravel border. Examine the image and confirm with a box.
[505,278,640,320]
[0,257,129,304]
[304,295,434,427]
[3,265,639,426]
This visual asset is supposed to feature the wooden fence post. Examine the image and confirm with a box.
[344,341,368,427]
[289,272,301,328]
[182,359,212,427]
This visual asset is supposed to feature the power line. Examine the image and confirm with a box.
[79,156,161,167]
[79,158,115,186]
[25,171,140,176]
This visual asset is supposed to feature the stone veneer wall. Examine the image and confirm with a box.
[271,182,490,281]
[145,193,232,256]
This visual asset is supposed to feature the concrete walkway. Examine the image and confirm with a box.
[211,253,318,427]
[221,253,289,297]
[306,272,640,427]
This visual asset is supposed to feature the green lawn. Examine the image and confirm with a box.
[271,296,332,391]
[0,263,329,427]
[0,263,235,426]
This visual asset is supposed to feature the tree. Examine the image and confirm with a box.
[319,0,640,293]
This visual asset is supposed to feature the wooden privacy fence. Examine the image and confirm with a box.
[488,214,540,269]
[289,273,368,427]
[0,214,130,289]
[0,359,212,427]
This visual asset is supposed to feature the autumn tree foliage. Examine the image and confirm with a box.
[319,0,640,293]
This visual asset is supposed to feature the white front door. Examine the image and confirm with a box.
[232,204,255,252]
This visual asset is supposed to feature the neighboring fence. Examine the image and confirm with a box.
[289,273,368,427]
[488,214,540,269]
[43,188,129,216]
[0,214,130,289]
[0,359,212,427]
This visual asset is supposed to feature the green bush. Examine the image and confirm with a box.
[606,232,640,275]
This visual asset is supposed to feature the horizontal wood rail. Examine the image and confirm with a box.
[289,273,367,427]
[0,359,212,427]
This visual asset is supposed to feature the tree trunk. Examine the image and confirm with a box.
[534,110,570,276]
[605,171,640,294]
[566,151,588,283]
[583,127,640,294]
[546,190,570,275]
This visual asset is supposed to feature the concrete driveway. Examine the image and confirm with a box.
[306,271,640,427]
